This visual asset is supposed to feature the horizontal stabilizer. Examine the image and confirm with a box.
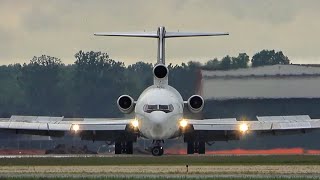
[94,32,229,38]
[165,32,229,38]
[94,32,158,38]
[94,27,229,66]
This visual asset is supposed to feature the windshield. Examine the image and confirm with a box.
[143,104,174,113]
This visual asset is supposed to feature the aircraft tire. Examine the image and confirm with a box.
[126,141,133,154]
[115,142,122,154]
[198,141,205,154]
[151,146,163,156]
[187,142,194,154]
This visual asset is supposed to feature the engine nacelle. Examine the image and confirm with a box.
[187,95,204,113]
[117,95,135,114]
[153,64,168,79]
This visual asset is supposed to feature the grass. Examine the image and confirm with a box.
[1,177,320,180]
[0,155,320,166]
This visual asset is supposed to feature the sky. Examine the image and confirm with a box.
[0,0,320,65]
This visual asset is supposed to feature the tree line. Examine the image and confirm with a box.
[0,49,290,118]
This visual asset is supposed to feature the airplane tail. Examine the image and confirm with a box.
[165,32,229,38]
[94,27,229,65]
[94,32,229,38]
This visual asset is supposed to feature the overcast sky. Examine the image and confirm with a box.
[0,0,319,65]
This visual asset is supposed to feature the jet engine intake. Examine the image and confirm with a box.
[117,95,135,114]
[187,95,204,113]
[153,64,168,79]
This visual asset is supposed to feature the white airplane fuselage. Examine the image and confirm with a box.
[135,85,184,140]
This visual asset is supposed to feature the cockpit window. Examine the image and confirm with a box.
[144,104,174,113]
[159,105,169,110]
[148,105,158,110]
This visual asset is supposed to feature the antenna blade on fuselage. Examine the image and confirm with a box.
[165,32,229,38]
[94,32,158,38]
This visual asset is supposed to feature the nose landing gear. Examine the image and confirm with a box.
[151,146,164,156]
[151,140,164,156]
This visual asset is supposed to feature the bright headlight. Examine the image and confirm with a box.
[72,124,80,132]
[239,123,249,133]
[179,119,188,128]
[131,119,139,128]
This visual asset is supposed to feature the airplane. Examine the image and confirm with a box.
[1,26,320,156]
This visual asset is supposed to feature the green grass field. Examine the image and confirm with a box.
[1,155,320,166]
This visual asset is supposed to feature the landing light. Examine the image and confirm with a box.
[131,119,139,128]
[72,124,80,132]
[179,119,188,128]
[239,123,249,133]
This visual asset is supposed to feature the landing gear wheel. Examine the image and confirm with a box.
[152,146,164,156]
[115,142,122,154]
[187,142,194,154]
[198,141,205,154]
[126,141,133,154]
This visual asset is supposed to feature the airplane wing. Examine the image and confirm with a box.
[185,115,320,141]
[0,115,137,141]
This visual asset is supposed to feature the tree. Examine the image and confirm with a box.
[220,56,232,70]
[232,53,249,69]
[251,50,290,67]
[0,64,23,116]
[203,58,220,70]
[168,61,202,99]
[73,51,127,117]
[127,61,153,98]
[274,51,290,65]
[18,55,64,115]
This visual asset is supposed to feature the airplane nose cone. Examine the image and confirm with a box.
[150,111,167,139]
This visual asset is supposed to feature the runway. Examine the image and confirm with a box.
[0,153,319,158]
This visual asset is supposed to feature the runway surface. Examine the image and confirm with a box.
[0,153,319,158]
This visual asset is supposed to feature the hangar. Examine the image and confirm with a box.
[199,64,320,119]
[200,64,320,100]
[199,64,320,150]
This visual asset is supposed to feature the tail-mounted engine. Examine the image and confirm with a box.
[187,95,204,113]
[153,64,168,79]
[117,95,135,114]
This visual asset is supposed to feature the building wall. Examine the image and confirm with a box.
[201,65,320,100]
[202,76,320,100]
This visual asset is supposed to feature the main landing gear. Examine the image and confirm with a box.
[151,140,164,156]
[115,141,133,154]
[187,141,205,154]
